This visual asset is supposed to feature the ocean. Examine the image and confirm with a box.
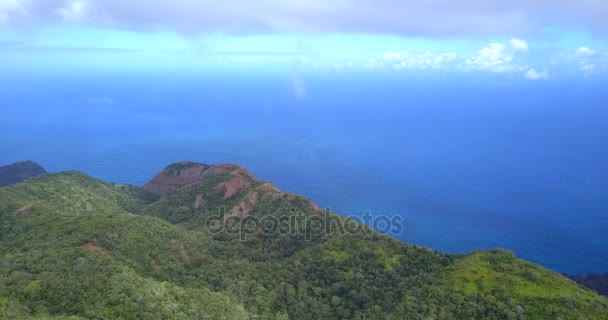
[1,70,607,275]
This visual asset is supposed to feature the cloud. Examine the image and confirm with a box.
[372,38,605,79]
[524,69,549,80]
[0,0,26,24]
[581,64,596,73]
[1,1,608,36]
[464,39,528,72]
[57,0,88,22]
[563,46,607,76]
[368,39,547,75]
[577,47,596,55]
[467,43,512,72]
[379,51,458,70]
[509,39,529,51]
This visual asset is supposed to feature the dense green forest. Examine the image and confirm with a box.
[0,162,607,319]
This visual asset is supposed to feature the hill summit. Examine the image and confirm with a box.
[143,162,261,196]
[0,160,46,187]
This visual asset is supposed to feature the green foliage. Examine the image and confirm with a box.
[0,172,150,217]
[442,249,608,319]
[0,167,607,319]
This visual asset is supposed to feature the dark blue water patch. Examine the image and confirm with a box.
[1,71,607,274]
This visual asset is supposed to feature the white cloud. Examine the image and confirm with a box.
[564,47,606,76]
[581,63,598,77]
[465,43,512,72]
[577,47,595,55]
[0,0,27,24]
[57,0,88,22]
[524,68,549,80]
[464,39,530,73]
[544,46,607,77]
[380,51,458,70]
[581,64,595,72]
[377,39,542,75]
[510,38,529,51]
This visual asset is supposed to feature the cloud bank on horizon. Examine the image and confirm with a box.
[2,0,608,35]
[1,0,607,79]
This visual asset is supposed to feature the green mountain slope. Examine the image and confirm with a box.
[0,162,606,319]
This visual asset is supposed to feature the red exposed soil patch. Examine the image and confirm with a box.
[216,176,252,199]
[259,183,280,193]
[224,191,259,222]
[143,163,254,196]
[83,242,111,257]
[309,201,321,212]
[193,194,205,209]
[232,167,260,182]
[214,164,236,170]
[143,164,210,195]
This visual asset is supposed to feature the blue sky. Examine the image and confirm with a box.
[1,1,608,79]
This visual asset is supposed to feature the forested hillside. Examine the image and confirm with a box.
[0,162,606,319]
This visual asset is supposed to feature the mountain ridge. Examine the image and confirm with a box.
[0,161,606,319]
[0,160,47,187]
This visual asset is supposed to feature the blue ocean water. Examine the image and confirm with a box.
[1,71,607,274]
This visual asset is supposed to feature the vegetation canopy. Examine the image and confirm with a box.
[0,162,606,319]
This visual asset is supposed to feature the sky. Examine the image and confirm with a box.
[1,0,608,79]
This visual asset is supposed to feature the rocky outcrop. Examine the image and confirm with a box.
[144,161,318,222]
